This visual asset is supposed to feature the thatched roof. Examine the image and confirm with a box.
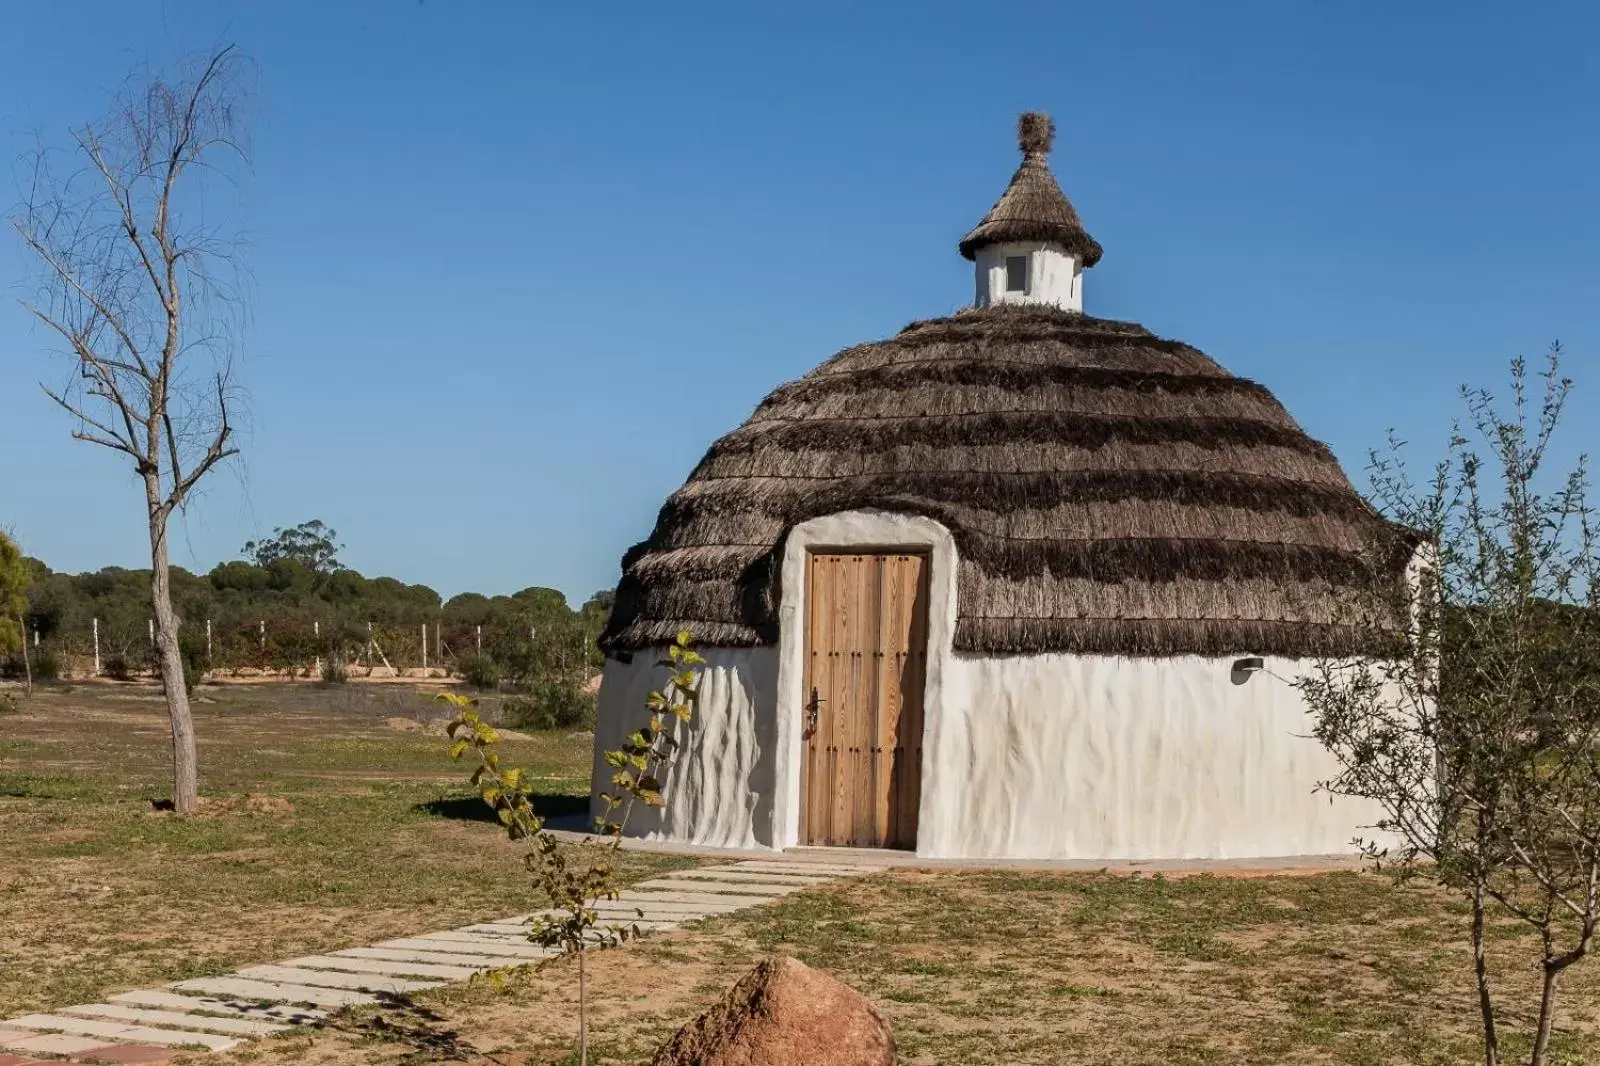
[959,112,1103,265]
[602,304,1403,658]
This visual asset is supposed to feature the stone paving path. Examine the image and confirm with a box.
[0,859,874,1065]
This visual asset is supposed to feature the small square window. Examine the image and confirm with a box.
[1005,255,1028,293]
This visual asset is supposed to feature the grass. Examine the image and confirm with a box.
[222,866,1600,1065]
[5,681,1600,1064]
[0,680,689,1016]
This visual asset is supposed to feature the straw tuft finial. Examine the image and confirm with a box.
[1017,111,1054,157]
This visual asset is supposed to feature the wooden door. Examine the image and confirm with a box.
[800,551,929,849]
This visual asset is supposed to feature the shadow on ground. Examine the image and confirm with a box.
[330,992,483,1062]
[416,794,590,824]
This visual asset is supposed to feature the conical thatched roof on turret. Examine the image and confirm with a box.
[959,112,1103,264]
[601,304,1402,658]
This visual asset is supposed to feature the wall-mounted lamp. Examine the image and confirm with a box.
[1230,656,1265,685]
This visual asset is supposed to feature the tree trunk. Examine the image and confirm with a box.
[1472,882,1501,1066]
[578,945,588,1066]
[1531,962,1562,1066]
[17,612,31,694]
[147,484,198,813]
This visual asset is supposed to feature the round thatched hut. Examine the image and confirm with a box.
[593,112,1394,860]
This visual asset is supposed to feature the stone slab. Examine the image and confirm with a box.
[4,1015,238,1051]
[613,890,775,908]
[596,904,720,918]
[660,869,835,885]
[601,901,739,917]
[233,965,438,995]
[171,977,376,1010]
[435,926,534,942]
[0,1031,112,1055]
[59,1004,285,1038]
[632,879,803,897]
[107,990,324,1025]
[335,946,511,967]
[281,955,483,981]
[467,915,681,928]
[730,861,869,875]
[414,931,563,953]
[375,937,552,960]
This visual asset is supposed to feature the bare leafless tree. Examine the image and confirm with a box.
[11,46,253,813]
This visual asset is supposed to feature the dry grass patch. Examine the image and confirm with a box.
[0,682,690,1015]
[210,868,1600,1065]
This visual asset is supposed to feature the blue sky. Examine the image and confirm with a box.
[1,1,1595,603]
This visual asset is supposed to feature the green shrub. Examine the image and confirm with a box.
[320,655,348,684]
[176,633,209,693]
[458,653,500,690]
[0,650,53,680]
[103,653,133,681]
[30,650,60,682]
[503,681,595,731]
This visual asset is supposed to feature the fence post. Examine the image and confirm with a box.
[206,619,212,661]
[421,623,428,671]
[366,621,373,664]
[92,617,100,676]
[475,625,481,654]
[314,619,321,677]
[436,619,442,661]
[259,619,266,654]
[148,618,154,646]
[32,627,38,648]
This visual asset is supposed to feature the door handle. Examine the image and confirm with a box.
[804,686,824,737]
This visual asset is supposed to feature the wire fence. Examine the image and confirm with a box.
[6,616,599,683]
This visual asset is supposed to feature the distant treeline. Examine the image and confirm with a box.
[11,544,612,681]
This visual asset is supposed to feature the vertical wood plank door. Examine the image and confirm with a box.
[800,551,929,849]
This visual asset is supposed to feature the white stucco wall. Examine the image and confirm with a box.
[589,646,778,848]
[925,653,1393,860]
[975,241,1082,311]
[593,507,1395,860]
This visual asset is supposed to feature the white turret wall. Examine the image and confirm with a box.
[974,241,1082,311]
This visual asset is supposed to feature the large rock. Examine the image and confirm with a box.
[652,956,896,1066]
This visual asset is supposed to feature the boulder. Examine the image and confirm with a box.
[651,956,895,1066]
